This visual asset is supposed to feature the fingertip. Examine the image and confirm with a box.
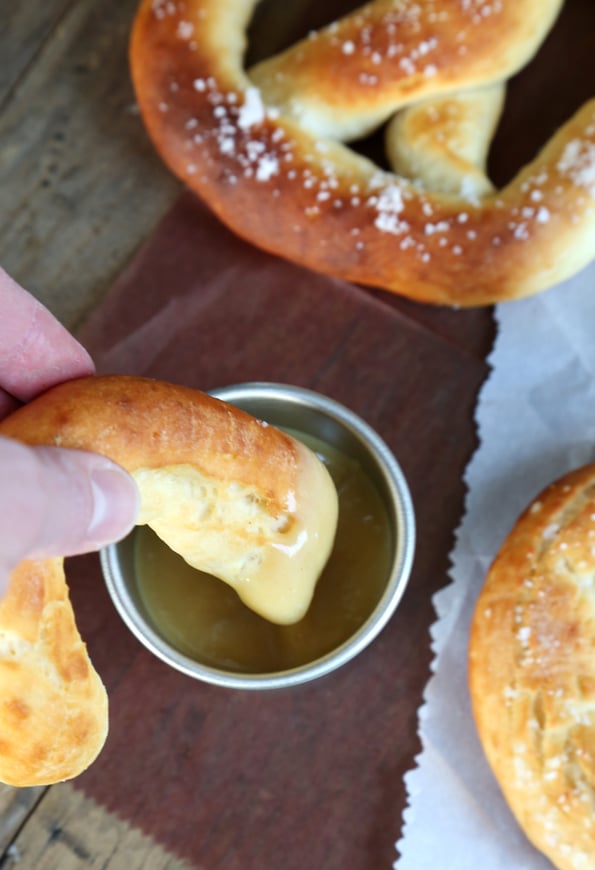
[0,268,96,401]
[0,440,140,563]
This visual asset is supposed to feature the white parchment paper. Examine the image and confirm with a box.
[395,261,595,869]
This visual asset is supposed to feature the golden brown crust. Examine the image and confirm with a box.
[0,374,301,512]
[0,375,337,785]
[0,558,108,787]
[469,463,595,869]
[385,84,506,198]
[130,0,595,306]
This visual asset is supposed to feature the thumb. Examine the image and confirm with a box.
[0,436,139,581]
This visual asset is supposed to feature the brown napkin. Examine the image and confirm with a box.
[68,191,491,870]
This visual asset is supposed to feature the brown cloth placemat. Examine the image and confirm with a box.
[68,191,492,870]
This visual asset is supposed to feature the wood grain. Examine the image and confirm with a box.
[0,0,180,330]
[0,784,45,854]
[0,785,190,869]
[0,3,69,101]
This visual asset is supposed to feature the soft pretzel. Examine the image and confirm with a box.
[0,375,338,785]
[130,0,595,306]
[469,464,595,870]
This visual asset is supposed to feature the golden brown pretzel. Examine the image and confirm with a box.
[130,0,595,306]
[0,375,338,785]
[469,464,595,870]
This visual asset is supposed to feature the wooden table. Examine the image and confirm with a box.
[0,2,591,868]
[1,0,181,329]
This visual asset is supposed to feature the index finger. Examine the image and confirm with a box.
[0,267,94,403]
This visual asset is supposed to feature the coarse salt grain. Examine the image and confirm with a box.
[543,523,560,540]
[372,184,412,235]
[536,206,551,224]
[176,20,194,40]
[424,220,450,236]
[558,140,595,194]
[237,87,266,130]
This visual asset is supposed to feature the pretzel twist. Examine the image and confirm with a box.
[131,0,595,306]
[0,376,337,785]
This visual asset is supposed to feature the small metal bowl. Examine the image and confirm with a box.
[101,383,415,689]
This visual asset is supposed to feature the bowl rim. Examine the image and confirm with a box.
[101,381,416,689]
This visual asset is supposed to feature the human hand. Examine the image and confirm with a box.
[0,268,139,591]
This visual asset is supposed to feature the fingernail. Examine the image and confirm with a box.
[88,464,139,546]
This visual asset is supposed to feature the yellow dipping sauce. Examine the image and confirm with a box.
[134,430,393,673]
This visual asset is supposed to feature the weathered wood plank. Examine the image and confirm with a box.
[0,784,46,854]
[0,3,71,102]
[0,784,190,869]
[0,0,181,329]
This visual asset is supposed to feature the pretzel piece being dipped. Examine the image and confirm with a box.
[0,375,338,786]
[469,464,595,869]
[130,0,595,307]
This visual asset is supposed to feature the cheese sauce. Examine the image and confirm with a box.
[134,430,393,672]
